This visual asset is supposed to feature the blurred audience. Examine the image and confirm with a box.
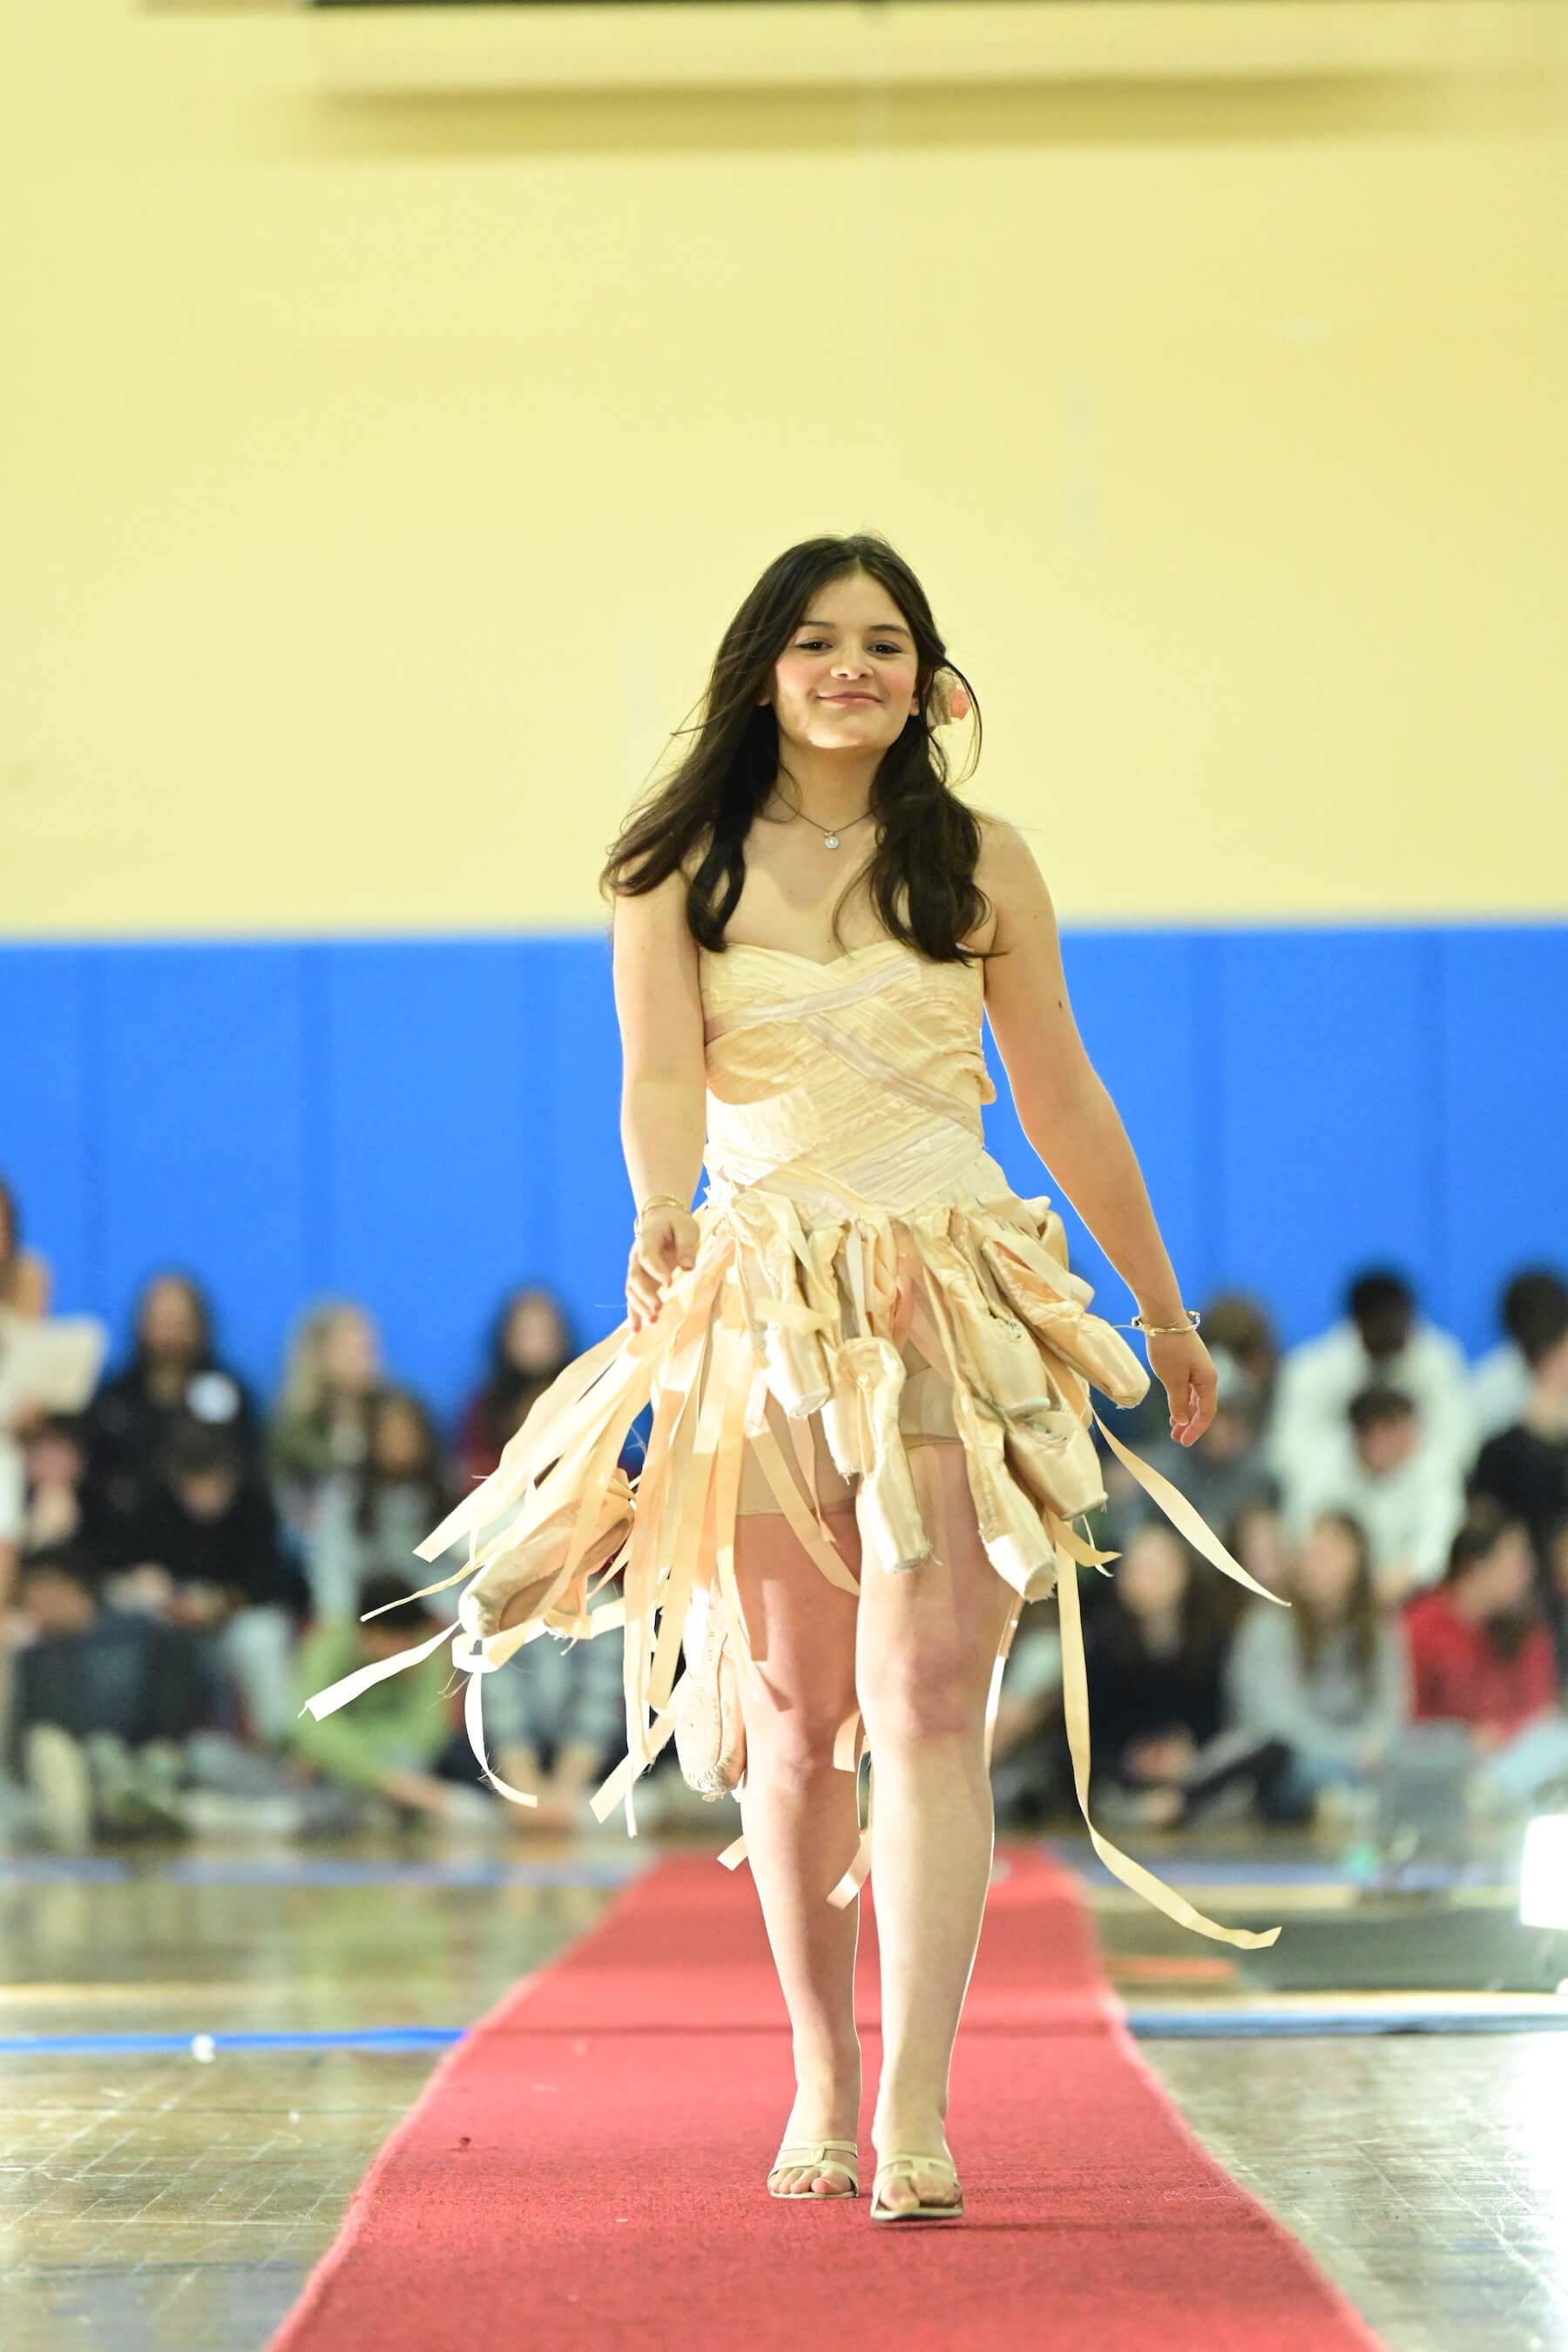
[103,1416,307,1747]
[0,1174,51,1316]
[85,1270,260,1544]
[1403,1502,1568,1815]
[302,1385,458,1625]
[1198,1290,1282,1424]
[1281,1384,1466,1605]
[1112,1346,1281,1563]
[456,1283,577,1484]
[1,1543,223,1849]
[290,1571,490,1832]
[267,1298,386,1538]
[1468,1285,1568,1598]
[1266,1269,1475,1491]
[3,1168,1565,1867]
[1077,1523,1288,1832]
[1468,1269,1568,1453]
[1224,1509,1409,1826]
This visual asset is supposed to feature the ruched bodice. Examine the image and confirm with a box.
[302,932,1287,1954]
[700,939,1004,1219]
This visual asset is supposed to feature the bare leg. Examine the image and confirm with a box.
[732,1497,866,2195]
[855,1440,1017,2213]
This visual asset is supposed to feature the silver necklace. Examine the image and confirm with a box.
[797,805,874,852]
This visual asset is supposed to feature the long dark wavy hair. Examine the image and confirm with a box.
[598,532,1000,967]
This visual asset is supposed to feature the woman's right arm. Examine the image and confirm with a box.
[611,867,707,1329]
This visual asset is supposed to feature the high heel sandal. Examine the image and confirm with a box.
[767,2139,860,2200]
[868,2152,964,2222]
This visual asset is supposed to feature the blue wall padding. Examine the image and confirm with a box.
[2,924,1562,1424]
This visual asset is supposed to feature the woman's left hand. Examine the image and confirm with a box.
[1144,1327,1219,1446]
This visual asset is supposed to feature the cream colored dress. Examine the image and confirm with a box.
[301,937,1285,1950]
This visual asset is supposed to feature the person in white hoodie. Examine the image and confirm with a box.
[1267,1267,1474,1496]
[1281,1384,1466,1605]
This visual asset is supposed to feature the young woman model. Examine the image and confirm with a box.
[304,533,1283,2222]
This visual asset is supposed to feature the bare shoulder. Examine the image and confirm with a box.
[611,857,699,964]
[972,810,1056,948]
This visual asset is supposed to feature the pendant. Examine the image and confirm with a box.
[822,833,840,849]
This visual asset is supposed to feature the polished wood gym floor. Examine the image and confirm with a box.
[3,1783,1566,2352]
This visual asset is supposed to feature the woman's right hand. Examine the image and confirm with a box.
[625,1205,700,1330]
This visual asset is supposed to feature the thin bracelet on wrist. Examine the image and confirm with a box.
[1115,1308,1203,1336]
[634,1191,691,1229]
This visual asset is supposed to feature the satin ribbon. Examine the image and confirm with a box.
[297,1185,1287,1950]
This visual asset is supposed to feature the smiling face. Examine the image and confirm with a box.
[764,570,923,758]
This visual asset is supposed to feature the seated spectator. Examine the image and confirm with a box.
[476,1599,629,1835]
[1282,1384,1466,1605]
[1224,1509,1409,1826]
[1,1543,222,1850]
[0,1427,19,1612]
[302,1386,457,1625]
[12,1411,101,1558]
[1223,1496,1292,1598]
[0,1173,51,1317]
[85,1269,260,1544]
[1403,1502,1568,1817]
[107,1417,308,1748]
[456,1284,575,1484]
[267,1298,386,1539]
[1469,1267,1568,1453]
[1545,1508,1568,1683]
[1469,1288,1568,1598]
[1197,1290,1281,1423]
[1077,1523,1286,1831]
[0,1175,54,1602]
[1110,1348,1280,1600]
[289,1570,495,1832]
[1267,1267,1475,1491]
[990,1619,1064,1828]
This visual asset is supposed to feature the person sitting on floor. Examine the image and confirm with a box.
[1402,1500,1568,1819]
[290,1569,495,1834]
[1,1542,222,1849]
[267,1297,388,1540]
[84,1269,261,1544]
[1076,1522,1287,1832]
[301,1386,458,1628]
[1281,1384,1467,1606]
[1224,1508,1409,1828]
[1468,1288,1568,1603]
[106,1416,309,1750]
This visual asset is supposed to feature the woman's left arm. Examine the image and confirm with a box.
[977,817,1218,1446]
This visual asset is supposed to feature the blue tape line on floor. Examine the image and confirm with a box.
[4,2007,1565,2057]
[1125,2007,1568,2038]
[0,1857,644,1888]
[0,2027,468,2055]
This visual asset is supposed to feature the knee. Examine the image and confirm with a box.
[858,1647,981,1745]
[741,1693,855,1786]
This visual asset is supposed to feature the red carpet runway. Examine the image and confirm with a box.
[266,1844,1387,2352]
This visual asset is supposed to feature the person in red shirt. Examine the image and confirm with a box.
[1403,1500,1568,1813]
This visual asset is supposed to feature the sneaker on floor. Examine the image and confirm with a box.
[24,1725,94,1854]
[84,1732,155,1833]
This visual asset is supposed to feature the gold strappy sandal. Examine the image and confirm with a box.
[868,2152,964,2222]
[767,2138,860,2200]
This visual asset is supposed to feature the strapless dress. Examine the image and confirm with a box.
[301,936,1285,1949]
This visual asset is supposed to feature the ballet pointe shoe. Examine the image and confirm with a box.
[767,2138,860,2200]
[868,2151,965,2223]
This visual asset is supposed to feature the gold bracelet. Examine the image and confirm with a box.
[634,1191,690,1228]
[1118,1308,1203,1336]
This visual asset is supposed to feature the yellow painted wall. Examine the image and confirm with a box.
[3,2,1565,936]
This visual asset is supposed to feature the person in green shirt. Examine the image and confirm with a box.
[291,1570,470,1826]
